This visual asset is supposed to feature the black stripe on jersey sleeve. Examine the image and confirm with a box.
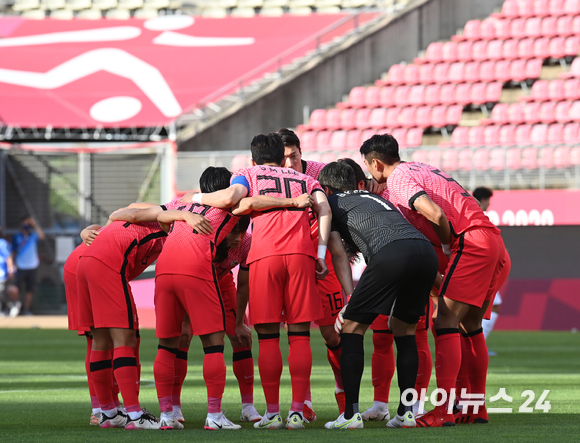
[214,214,233,246]
[409,190,428,211]
[138,230,167,246]
[311,188,325,194]
[160,205,167,211]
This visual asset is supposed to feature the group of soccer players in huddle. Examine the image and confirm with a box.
[64,128,510,431]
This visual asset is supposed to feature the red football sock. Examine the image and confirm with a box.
[172,347,189,407]
[154,346,177,412]
[415,328,432,394]
[326,343,343,390]
[203,346,226,414]
[232,346,254,404]
[456,334,472,401]
[288,332,312,413]
[113,346,140,413]
[135,333,141,394]
[434,329,461,410]
[85,336,96,397]
[258,334,283,414]
[90,349,115,411]
[465,329,488,398]
[372,332,395,403]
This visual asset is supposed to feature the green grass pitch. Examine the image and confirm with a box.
[1,329,579,442]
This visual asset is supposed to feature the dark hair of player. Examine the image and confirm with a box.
[338,158,367,186]
[199,166,231,193]
[472,187,493,201]
[214,215,251,263]
[250,133,285,166]
[359,133,401,165]
[278,128,301,151]
[319,162,356,193]
[236,214,251,233]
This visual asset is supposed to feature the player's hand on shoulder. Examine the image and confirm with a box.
[315,257,328,280]
[294,193,314,209]
[183,212,213,235]
[366,178,386,194]
[81,229,99,246]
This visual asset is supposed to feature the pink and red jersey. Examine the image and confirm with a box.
[155,201,238,281]
[81,221,167,281]
[382,162,499,242]
[303,160,325,179]
[215,233,251,279]
[232,165,323,263]
[63,243,87,275]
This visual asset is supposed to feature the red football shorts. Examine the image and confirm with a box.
[155,274,226,338]
[315,267,344,327]
[64,268,89,333]
[248,254,322,325]
[440,228,511,308]
[219,274,237,336]
[484,249,511,319]
[76,256,139,330]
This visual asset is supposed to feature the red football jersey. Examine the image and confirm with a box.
[63,243,87,275]
[82,221,167,281]
[215,232,251,279]
[155,202,239,281]
[232,165,323,263]
[303,160,326,179]
[383,162,500,241]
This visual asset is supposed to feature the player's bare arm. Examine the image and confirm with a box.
[328,231,355,297]
[412,193,452,248]
[231,193,313,216]
[311,190,332,280]
[194,184,248,208]
[157,210,213,236]
[80,224,102,246]
[109,206,163,224]
[234,269,252,348]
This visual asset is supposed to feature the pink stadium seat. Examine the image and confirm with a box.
[472,41,489,61]
[424,84,441,105]
[521,147,539,168]
[480,19,498,40]
[457,149,472,170]
[541,16,558,38]
[308,109,327,130]
[533,37,551,59]
[556,15,573,36]
[484,125,501,146]
[301,131,317,151]
[549,0,566,15]
[569,101,580,122]
[519,0,536,16]
[563,78,580,99]
[415,105,432,128]
[394,85,410,106]
[446,105,464,126]
[472,148,490,170]
[442,42,458,62]
[526,59,543,80]
[340,109,357,130]
[508,103,525,124]
[326,109,342,130]
[423,42,444,64]
[345,129,362,149]
[539,101,557,123]
[548,37,566,59]
[572,15,580,34]
[495,60,513,83]
[499,124,517,145]
[481,103,509,125]
[385,108,400,128]
[430,106,447,129]
[457,41,474,62]
[448,62,465,83]
[547,123,564,144]
[494,0,520,18]
[548,80,565,101]
[464,62,480,83]
[403,64,420,85]
[470,82,488,105]
[525,17,543,38]
[304,153,321,162]
[426,150,442,168]
[530,124,549,144]
[515,124,532,145]
[453,20,481,42]
[379,86,396,107]
[355,108,372,129]
[412,149,428,163]
[408,85,426,106]
[419,63,436,84]
[406,128,424,147]
[518,38,535,59]
[487,39,505,61]
[539,146,555,168]
[523,80,549,101]
[369,108,387,129]
[441,149,459,171]
[563,122,580,142]
[391,128,408,148]
[555,100,573,122]
[321,152,338,164]
[362,129,379,143]
[486,82,504,103]
[506,147,522,168]
[479,61,497,83]
[510,59,528,83]
[564,36,580,58]
[510,19,527,39]
[447,126,470,147]
[455,83,473,107]
[433,63,449,83]
[329,130,348,151]
[399,107,417,128]
[338,87,365,109]
[495,19,512,40]
[315,130,332,150]
[387,64,405,85]
[533,0,550,16]
[523,102,541,124]
[553,146,571,167]
[468,126,485,146]
[572,147,580,164]
[559,57,580,79]
[563,0,580,15]
[502,39,519,59]
[364,86,381,108]
[489,148,506,170]
[439,84,457,106]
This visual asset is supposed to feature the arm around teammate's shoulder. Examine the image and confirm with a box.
[199,184,248,209]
